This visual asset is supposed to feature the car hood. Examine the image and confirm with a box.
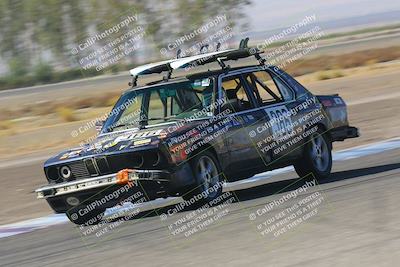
[45,121,200,166]
[46,126,169,165]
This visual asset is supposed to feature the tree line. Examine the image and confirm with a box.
[0,0,250,89]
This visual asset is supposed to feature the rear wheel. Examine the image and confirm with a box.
[182,151,223,204]
[294,129,332,180]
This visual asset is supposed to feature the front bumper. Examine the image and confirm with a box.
[37,162,195,214]
[35,170,170,199]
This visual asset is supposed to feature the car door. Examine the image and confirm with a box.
[243,68,303,163]
[217,71,266,178]
[268,68,324,157]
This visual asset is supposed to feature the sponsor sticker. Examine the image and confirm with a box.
[59,149,82,159]
[133,138,152,146]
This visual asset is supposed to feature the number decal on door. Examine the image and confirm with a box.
[264,106,293,139]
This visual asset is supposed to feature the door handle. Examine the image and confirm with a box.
[227,137,234,145]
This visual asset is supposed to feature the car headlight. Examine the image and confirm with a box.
[46,167,59,181]
[60,166,72,180]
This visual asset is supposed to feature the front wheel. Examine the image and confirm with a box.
[294,129,332,180]
[182,151,223,204]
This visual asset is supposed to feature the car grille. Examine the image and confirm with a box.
[83,158,98,176]
[47,151,167,182]
[96,157,110,174]
[69,161,90,179]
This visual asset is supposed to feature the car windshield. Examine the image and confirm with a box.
[102,78,215,132]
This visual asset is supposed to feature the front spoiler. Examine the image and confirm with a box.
[35,170,170,199]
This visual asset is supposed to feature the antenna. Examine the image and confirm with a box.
[239,39,244,49]
[200,44,209,54]
[239,37,249,49]
[217,57,229,69]
[129,75,138,87]
[239,37,266,66]
[176,49,182,59]
[216,42,221,51]
[254,53,266,66]
[243,37,249,48]
[163,65,173,81]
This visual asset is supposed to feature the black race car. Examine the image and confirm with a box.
[36,43,359,225]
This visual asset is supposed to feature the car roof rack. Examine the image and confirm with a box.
[128,38,264,87]
[129,59,177,87]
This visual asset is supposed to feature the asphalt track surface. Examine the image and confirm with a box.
[1,147,399,266]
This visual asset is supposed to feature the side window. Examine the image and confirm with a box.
[245,70,294,106]
[271,74,294,102]
[168,96,183,116]
[276,69,308,99]
[220,75,254,113]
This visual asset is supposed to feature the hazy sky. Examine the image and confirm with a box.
[245,0,400,30]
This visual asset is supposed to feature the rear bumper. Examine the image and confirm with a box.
[330,126,360,142]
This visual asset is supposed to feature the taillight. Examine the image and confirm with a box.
[321,100,333,107]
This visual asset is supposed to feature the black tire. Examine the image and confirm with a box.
[66,206,106,226]
[182,151,223,204]
[294,129,332,180]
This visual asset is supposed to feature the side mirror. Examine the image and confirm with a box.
[95,120,104,133]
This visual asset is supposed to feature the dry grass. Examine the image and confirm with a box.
[56,107,77,122]
[1,92,120,121]
[0,109,14,121]
[316,70,346,80]
[0,120,13,130]
[285,46,400,76]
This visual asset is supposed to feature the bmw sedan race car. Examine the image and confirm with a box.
[35,43,359,225]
